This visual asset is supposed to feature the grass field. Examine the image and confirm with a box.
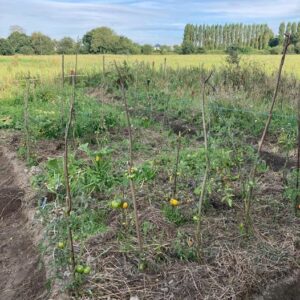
[1,54,300,85]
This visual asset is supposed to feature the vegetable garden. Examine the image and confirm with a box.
[0,35,299,299]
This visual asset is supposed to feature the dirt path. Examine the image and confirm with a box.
[0,149,47,300]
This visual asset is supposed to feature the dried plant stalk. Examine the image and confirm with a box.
[195,71,213,260]
[24,75,30,164]
[63,73,76,274]
[244,33,291,234]
[172,132,181,198]
[114,62,143,253]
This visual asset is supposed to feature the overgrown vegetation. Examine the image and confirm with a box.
[1,47,299,299]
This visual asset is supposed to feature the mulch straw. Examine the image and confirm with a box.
[71,168,299,299]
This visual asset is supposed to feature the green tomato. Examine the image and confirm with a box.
[138,262,145,271]
[111,200,121,209]
[75,265,84,274]
[57,242,65,249]
[83,266,91,274]
[193,215,199,222]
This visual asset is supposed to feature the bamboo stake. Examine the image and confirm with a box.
[244,33,291,234]
[114,62,143,253]
[172,132,181,198]
[296,95,300,216]
[62,53,65,88]
[103,55,105,74]
[24,74,30,164]
[63,72,76,274]
[195,71,213,260]
[74,51,78,84]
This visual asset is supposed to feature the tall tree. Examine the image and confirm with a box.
[0,38,14,55]
[9,25,25,34]
[279,22,286,44]
[286,22,292,33]
[291,22,297,35]
[182,24,195,53]
[31,32,55,54]
[7,32,33,54]
[57,37,75,54]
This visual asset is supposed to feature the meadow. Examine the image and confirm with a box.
[1,54,300,85]
[0,50,299,299]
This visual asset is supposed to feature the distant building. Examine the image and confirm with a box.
[154,44,161,51]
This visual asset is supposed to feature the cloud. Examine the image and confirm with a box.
[0,0,299,44]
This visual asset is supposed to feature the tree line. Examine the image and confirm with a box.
[0,26,167,55]
[1,22,300,56]
[182,22,300,54]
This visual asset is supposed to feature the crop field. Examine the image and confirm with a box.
[1,54,300,84]
[0,50,300,299]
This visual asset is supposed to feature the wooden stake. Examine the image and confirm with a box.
[195,71,213,260]
[24,75,30,164]
[172,132,181,198]
[114,62,143,254]
[74,51,78,84]
[296,95,300,215]
[103,55,105,74]
[63,72,76,274]
[244,33,291,234]
[62,53,65,88]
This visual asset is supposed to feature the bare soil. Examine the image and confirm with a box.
[0,149,47,300]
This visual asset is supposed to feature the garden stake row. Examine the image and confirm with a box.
[244,33,291,235]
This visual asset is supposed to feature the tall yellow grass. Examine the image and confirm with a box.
[0,54,299,88]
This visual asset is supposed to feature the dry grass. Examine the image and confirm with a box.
[1,54,300,85]
[69,160,300,300]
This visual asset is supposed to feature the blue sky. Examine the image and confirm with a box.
[0,0,299,45]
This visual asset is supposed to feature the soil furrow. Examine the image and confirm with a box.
[0,150,46,300]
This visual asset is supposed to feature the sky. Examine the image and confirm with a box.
[0,0,300,45]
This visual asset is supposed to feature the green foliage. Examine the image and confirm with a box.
[163,205,189,226]
[141,44,153,55]
[7,31,32,54]
[182,23,274,53]
[31,32,55,55]
[269,46,283,55]
[124,161,157,184]
[171,231,197,261]
[40,146,117,197]
[56,37,76,54]
[0,38,14,55]
[284,170,300,213]
[226,46,240,66]
[82,27,141,54]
